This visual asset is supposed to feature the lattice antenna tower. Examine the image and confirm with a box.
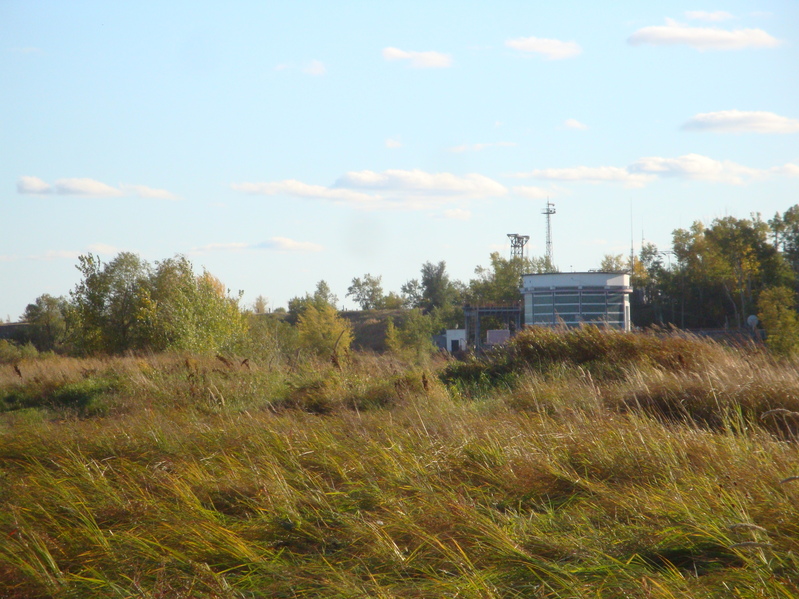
[542,201,556,266]
[507,233,530,261]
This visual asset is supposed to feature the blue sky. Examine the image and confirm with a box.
[2,1,798,319]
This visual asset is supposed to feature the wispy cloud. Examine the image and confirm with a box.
[439,209,471,221]
[628,18,781,50]
[17,176,179,199]
[335,169,507,198]
[564,118,589,130]
[628,154,763,184]
[512,185,553,199]
[449,141,517,153]
[382,47,452,68]
[233,169,508,211]
[17,176,52,194]
[683,110,799,133]
[505,36,582,60]
[773,163,799,177]
[192,238,323,253]
[385,138,402,149]
[231,180,377,205]
[303,60,326,76]
[685,11,734,22]
[514,166,653,187]
[55,178,123,196]
[87,243,119,255]
[119,184,179,200]
[30,250,82,261]
[512,153,794,187]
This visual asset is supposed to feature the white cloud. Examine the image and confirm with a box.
[382,47,452,68]
[629,153,764,184]
[55,178,124,197]
[685,11,734,22]
[683,110,799,133]
[512,185,552,199]
[335,169,507,198]
[303,60,326,76]
[385,138,402,148]
[259,237,324,252]
[17,176,52,194]
[628,18,781,50]
[119,184,180,200]
[231,180,378,205]
[193,238,323,253]
[564,118,588,130]
[18,176,178,199]
[513,153,785,187]
[771,163,799,177]
[505,36,582,60]
[449,141,517,153]
[518,166,654,187]
[234,169,507,211]
[87,243,119,255]
[31,250,82,261]
[440,209,472,221]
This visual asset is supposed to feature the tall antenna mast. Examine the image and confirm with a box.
[542,200,556,266]
[507,233,530,261]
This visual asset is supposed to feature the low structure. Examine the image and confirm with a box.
[520,272,632,331]
[433,329,467,353]
[485,329,511,346]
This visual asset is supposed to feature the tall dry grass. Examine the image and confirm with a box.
[1,329,799,597]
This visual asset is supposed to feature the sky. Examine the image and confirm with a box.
[2,1,798,320]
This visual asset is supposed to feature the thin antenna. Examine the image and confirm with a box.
[542,200,556,266]
[630,200,634,274]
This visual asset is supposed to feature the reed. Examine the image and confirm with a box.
[2,329,799,597]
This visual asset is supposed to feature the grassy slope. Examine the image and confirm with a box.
[1,330,799,598]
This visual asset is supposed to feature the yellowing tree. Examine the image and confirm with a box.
[296,304,353,361]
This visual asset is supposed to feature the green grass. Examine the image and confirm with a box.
[2,330,799,597]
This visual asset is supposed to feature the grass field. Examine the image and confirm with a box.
[1,328,799,598]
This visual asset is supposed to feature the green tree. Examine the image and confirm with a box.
[600,254,627,272]
[70,252,151,354]
[288,280,339,322]
[346,274,385,310]
[400,279,423,308]
[769,205,799,279]
[296,304,353,361]
[385,309,437,363]
[758,287,799,356]
[70,253,247,355]
[468,252,534,304]
[671,216,793,328]
[420,261,460,311]
[21,294,69,351]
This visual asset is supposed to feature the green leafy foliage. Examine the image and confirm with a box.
[68,253,246,355]
[385,309,438,363]
[21,294,70,351]
[758,286,799,356]
[296,303,353,361]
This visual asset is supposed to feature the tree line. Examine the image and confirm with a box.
[11,204,799,359]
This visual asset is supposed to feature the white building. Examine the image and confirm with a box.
[520,272,632,331]
[433,329,467,353]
